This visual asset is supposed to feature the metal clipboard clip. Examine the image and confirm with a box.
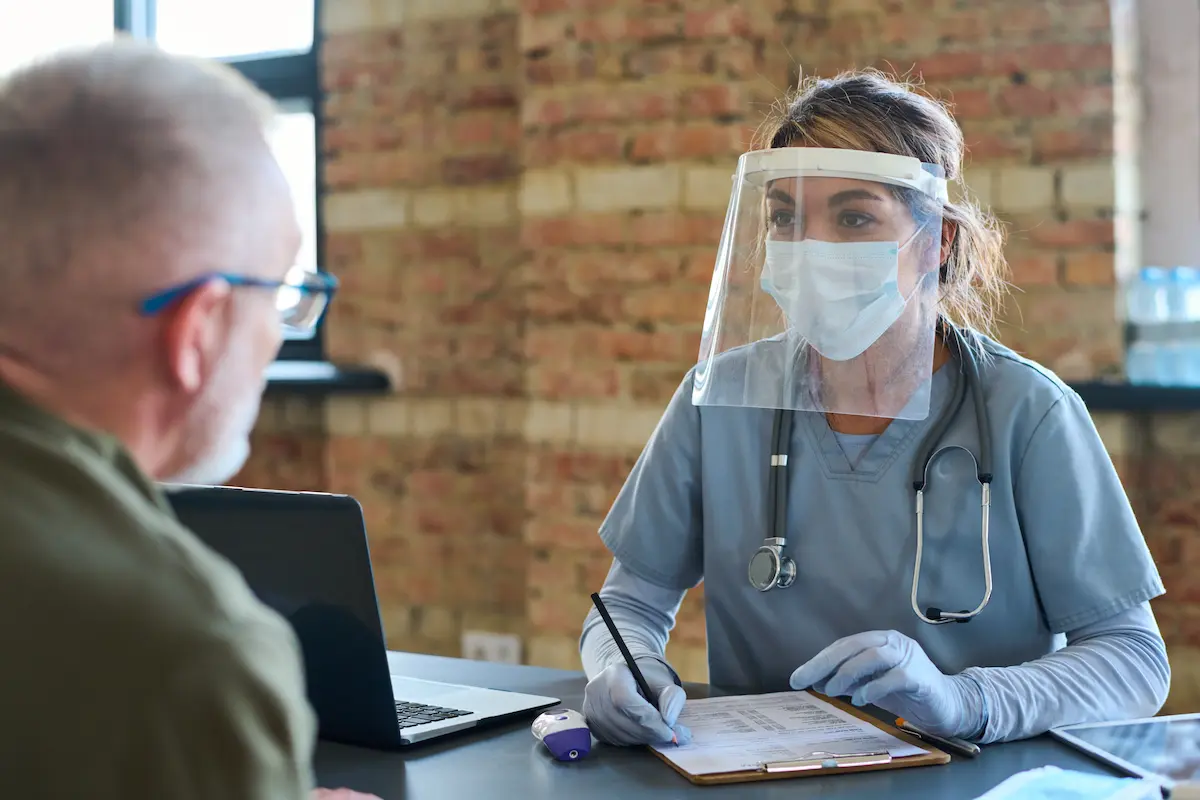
[759,750,893,774]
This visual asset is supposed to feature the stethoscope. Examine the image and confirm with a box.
[747,325,995,625]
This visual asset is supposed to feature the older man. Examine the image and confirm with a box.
[0,41,372,799]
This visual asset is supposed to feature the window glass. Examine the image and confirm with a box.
[267,103,318,339]
[0,0,113,75]
[154,0,314,59]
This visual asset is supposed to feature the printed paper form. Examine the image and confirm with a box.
[651,691,927,776]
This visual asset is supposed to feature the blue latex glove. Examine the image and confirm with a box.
[582,658,692,747]
[789,630,981,739]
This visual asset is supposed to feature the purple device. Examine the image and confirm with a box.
[532,709,592,762]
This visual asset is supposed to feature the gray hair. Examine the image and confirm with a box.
[0,38,281,371]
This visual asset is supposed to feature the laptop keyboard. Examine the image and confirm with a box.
[395,700,472,728]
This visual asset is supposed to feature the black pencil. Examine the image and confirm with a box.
[590,592,677,744]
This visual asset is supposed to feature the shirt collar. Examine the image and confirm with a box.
[0,375,176,516]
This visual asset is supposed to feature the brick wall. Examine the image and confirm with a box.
[231,0,1199,711]
[1105,413,1200,714]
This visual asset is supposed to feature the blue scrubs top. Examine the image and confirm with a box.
[597,335,1165,693]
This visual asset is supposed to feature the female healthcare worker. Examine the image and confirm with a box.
[579,71,1170,748]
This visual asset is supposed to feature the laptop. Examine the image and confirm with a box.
[164,484,560,750]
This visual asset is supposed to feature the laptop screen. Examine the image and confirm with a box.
[165,486,386,644]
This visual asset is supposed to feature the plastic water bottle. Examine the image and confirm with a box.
[1155,268,1187,385]
[1175,266,1200,386]
[1125,340,1158,385]
[1126,267,1166,324]
[1125,268,1169,384]
[1183,266,1200,319]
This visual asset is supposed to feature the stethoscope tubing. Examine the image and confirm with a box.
[758,326,995,624]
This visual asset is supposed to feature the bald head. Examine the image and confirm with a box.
[0,38,300,374]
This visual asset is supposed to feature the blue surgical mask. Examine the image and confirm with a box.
[760,238,910,361]
[971,766,1164,800]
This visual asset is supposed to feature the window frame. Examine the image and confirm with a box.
[114,0,328,363]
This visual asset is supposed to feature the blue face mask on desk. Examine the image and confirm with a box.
[973,766,1163,800]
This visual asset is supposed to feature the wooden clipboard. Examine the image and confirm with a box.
[649,692,951,786]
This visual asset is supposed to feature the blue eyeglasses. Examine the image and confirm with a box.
[139,270,339,333]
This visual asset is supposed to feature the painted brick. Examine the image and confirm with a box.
[523,401,575,444]
[409,401,456,436]
[365,398,411,436]
[574,404,664,450]
[279,397,324,431]
[1150,415,1200,456]
[520,169,573,216]
[321,0,402,34]
[527,635,583,671]
[630,366,689,404]
[683,166,734,211]
[463,187,518,225]
[995,166,1057,213]
[412,190,456,228]
[573,165,682,212]
[326,398,367,436]
[249,398,282,434]
[1093,413,1133,456]
[959,168,995,207]
[455,399,502,438]
[324,189,410,231]
[1061,163,1116,208]
[665,642,709,684]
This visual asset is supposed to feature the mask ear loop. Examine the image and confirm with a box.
[898,222,928,253]
[895,221,939,306]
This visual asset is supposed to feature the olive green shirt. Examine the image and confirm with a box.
[0,378,317,798]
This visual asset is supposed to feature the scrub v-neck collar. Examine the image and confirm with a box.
[798,360,957,480]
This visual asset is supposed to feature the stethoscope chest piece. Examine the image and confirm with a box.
[749,538,796,591]
[746,326,996,625]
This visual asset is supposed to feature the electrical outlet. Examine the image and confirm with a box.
[461,630,522,665]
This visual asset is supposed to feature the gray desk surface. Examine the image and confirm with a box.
[314,652,1118,800]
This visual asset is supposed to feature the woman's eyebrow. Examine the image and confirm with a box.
[767,188,795,205]
[828,189,884,206]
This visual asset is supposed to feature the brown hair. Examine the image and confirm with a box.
[755,69,1009,340]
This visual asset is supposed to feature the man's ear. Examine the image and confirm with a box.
[939,219,959,268]
[161,280,233,394]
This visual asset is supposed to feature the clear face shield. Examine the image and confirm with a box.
[693,148,949,420]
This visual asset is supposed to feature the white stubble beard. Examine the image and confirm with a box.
[162,367,264,487]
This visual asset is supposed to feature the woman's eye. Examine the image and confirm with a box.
[770,209,795,228]
[838,211,874,229]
